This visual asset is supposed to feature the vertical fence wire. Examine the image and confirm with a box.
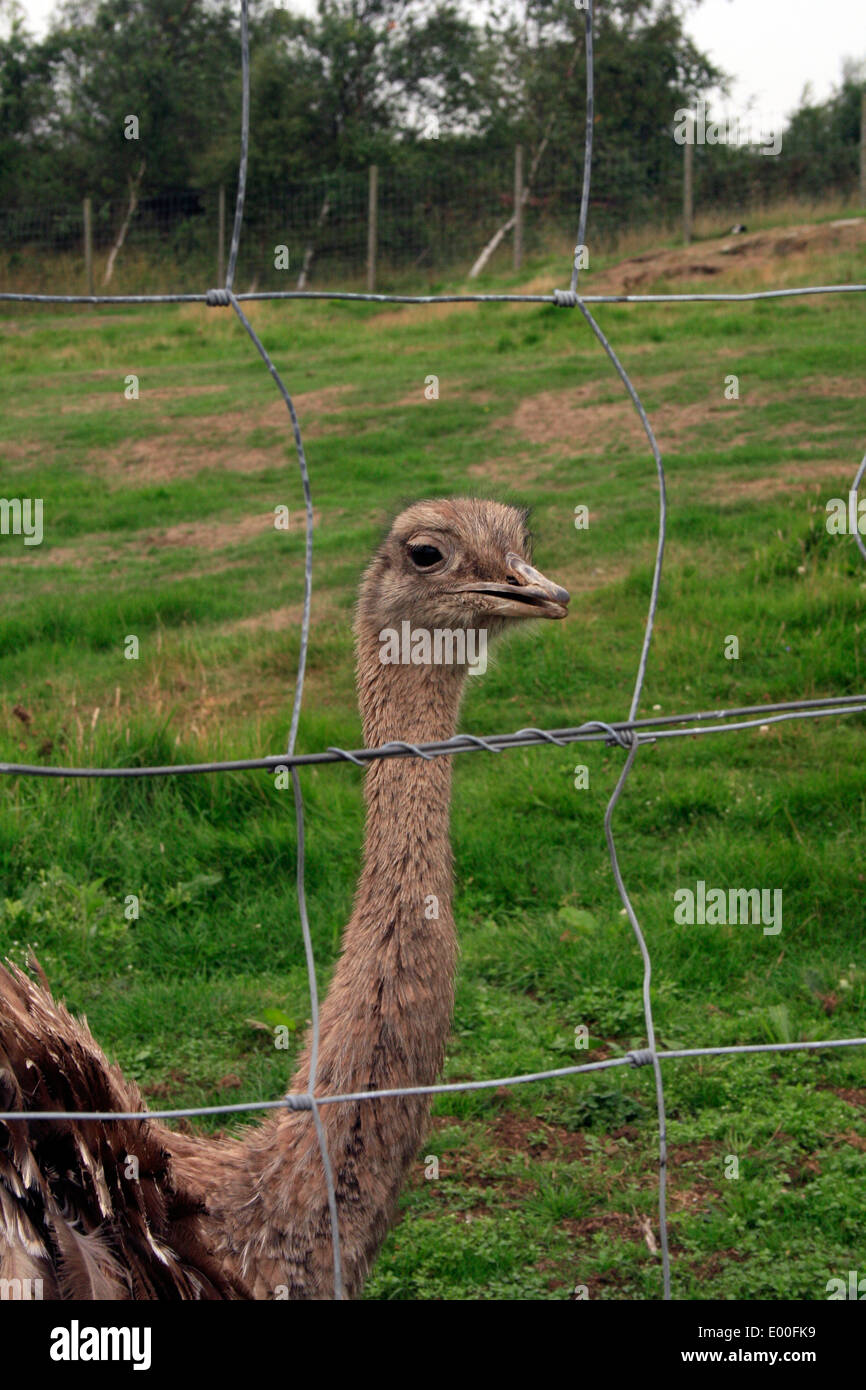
[223,0,343,1299]
[566,0,673,1298]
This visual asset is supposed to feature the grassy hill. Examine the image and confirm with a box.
[1,218,864,1299]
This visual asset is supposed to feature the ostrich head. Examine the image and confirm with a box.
[357,498,570,642]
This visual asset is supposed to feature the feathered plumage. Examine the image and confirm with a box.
[0,963,245,1298]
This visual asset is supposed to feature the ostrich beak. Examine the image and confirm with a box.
[460,552,570,619]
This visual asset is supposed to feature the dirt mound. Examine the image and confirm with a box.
[514,217,866,298]
[585,218,866,295]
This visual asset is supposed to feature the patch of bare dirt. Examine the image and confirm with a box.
[224,585,343,636]
[487,1110,590,1163]
[689,1248,749,1280]
[92,436,278,483]
[227,605,304,634]
[81,384,355,482]
[825,1086,866,1108]
[515,218,866,297]
[796,375,866,402]
[190,384,354,439]
[509,370,864,457]
[0,512,311,568]
[549,556,633,596]
[137,512,303,552]
[511,393,627,451]
[0,542,80,567]
[370,299,482,331]
[422,1110,592,1190]
[559,1211,646,1241]
[832,1130,866,1152]
[510,387,745,453]
[143,1069,191,1100]
[42,384,231,416]
[0,439,42,463]
[466,451,557,487]
[667,1141,724,1210]
[710,457,856,504]
[393,384,495,407]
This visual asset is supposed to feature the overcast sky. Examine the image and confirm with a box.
[16,0,866,131]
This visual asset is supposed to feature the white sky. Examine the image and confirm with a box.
[685,0,865,133]
[17,0,866,132]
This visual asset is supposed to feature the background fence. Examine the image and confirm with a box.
[3,115,866,297]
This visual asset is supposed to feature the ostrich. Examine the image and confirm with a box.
[0,498,569,1299]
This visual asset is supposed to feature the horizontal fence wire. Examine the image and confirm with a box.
[3,284,866,306]
[1,0,865,1304]
[2,695,865,779]
[8,1037,866,1125]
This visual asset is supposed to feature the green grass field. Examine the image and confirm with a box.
[1,218,865,1300]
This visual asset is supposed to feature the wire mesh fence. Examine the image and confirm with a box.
[2,149,863,297]
[1,0,865,1303]
[0,167,619,295]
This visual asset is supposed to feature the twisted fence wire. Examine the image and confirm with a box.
[3,695,866,779]
[13,1037,866,1126]
[4,283,866,307]
[1,0,865,1305]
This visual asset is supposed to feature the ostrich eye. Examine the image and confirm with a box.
[408,543,443,569]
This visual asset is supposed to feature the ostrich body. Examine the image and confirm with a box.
[0,499,569,1299]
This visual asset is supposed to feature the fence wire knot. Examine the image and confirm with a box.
[583,720,637,750]
[553,288,579,307]
[284,1092,314,1111]
[627,1049,655,1068]
[206,287,232,306]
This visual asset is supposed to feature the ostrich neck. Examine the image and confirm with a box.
[212,630,467,1298]
[351,629,462,925]
[294,633,463,1098]
[302,629,464,1108]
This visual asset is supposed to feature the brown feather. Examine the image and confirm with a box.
[50,1211,128,1300]
[0,962,247,1300]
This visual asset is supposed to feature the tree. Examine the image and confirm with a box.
[237,0,488,192]
[784,62,866,199]
[39,0,238,202]
[0,1,60,204]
